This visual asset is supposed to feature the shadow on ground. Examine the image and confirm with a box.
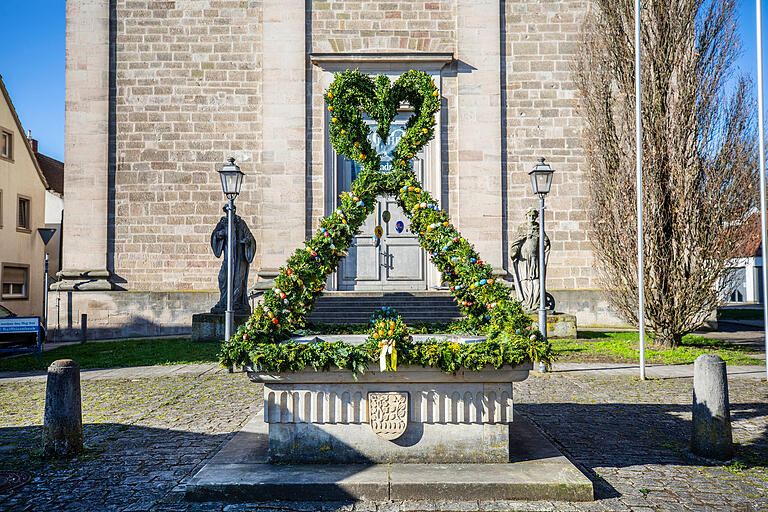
[517,401,768,499]
[0,400,766,509]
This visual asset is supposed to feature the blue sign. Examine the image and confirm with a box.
[395,221,404,233]
[0,317,40,333]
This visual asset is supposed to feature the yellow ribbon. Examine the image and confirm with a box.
[379,339,397,372]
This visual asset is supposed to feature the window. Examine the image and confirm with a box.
[1,265,28,299]
[0,130,11,160]
[17,196,29,231]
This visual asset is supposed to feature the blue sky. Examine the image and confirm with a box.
[0,1,765,163]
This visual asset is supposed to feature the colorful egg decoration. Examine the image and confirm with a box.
[395,221,404,233]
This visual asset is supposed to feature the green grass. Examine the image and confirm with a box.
[552,331,764,365]
[0,338,221,372]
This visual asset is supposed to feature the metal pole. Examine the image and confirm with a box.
[635,0,646,380]
[538,194,547,341]
[756,0,768,381]
[225,198,235,341]
[43,253,49,336]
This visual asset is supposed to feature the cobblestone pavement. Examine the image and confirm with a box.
[0,368,767,511]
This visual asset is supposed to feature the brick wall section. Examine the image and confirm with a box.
[311,0,455,53]
[113,0,262,290]
[504,0,596,290]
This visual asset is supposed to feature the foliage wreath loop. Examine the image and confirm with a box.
[219,70,549,371]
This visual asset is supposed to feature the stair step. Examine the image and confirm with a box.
[304,293,463,324]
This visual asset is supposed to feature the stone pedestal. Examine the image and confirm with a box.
[526,312,577,338]
[248,363,531,463]
[191,313,250,342]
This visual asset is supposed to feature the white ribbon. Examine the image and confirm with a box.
[379,339,395,372]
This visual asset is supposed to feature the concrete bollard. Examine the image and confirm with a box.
[43,359,83,458]
[691,354,733,460]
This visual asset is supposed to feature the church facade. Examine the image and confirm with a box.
[53,0,623,340]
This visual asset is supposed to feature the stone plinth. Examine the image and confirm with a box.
[191,313,250,342]
[526,312,577,338]
[183,410,594,502]
[248,363,531,463]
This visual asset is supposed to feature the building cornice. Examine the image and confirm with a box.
[310,52,454,66]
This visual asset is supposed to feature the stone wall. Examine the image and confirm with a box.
[112,0,263,290]
[59,0,623,339]
[311,1,455,53]
[504,0,595,291]
[46,290,219,341]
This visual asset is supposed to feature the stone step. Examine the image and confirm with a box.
[181,412,594,503]
[306,292,463,324]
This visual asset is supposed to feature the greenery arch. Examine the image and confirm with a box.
[219,70,548,370]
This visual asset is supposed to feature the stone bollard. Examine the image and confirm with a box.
[43,359,83,458]
[691,354,733,460]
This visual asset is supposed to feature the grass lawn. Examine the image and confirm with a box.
[552,331,764,365]
[0,338,221,372]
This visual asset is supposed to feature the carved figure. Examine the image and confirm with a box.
[210,210,256,314]
[510,208,553,313]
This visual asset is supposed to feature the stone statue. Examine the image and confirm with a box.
[510,207,553,313]
[210,209,256,314]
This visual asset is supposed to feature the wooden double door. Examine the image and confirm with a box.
[336,115,427,292]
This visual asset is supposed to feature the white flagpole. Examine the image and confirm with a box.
[636,0,646,380]
[756,0,768,382]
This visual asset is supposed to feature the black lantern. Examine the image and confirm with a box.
[528,157,554,196]
[218,157,245,200]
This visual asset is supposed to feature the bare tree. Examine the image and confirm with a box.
[575,0,758,347]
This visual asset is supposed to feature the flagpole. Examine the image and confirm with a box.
[636,0,646,380]
[756,0,768,382]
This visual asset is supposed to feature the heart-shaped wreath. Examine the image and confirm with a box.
[219,70,539,369]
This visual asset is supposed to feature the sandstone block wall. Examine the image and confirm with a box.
[103,0,598,297]
[47,289,219,341]
[504,0,595,290]
[113,0,262,290]
[311,0,455,53]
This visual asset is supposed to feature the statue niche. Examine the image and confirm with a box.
[210,210,256,315]
[510,208,555,313]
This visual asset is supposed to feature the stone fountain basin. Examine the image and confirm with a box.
[247,334,531,464]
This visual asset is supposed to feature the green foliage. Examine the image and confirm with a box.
[369,308,411,371]
[218,70,541,372]
[247,334,547,376]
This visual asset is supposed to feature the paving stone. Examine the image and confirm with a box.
[0,371,767,511]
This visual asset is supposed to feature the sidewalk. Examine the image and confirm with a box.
[1,361,764,383]
[551,361,765,379]
[0,362,223,383]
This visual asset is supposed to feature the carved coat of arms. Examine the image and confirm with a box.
[368,392,408,440]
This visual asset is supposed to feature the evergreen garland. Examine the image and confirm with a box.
[219,69,548,372]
